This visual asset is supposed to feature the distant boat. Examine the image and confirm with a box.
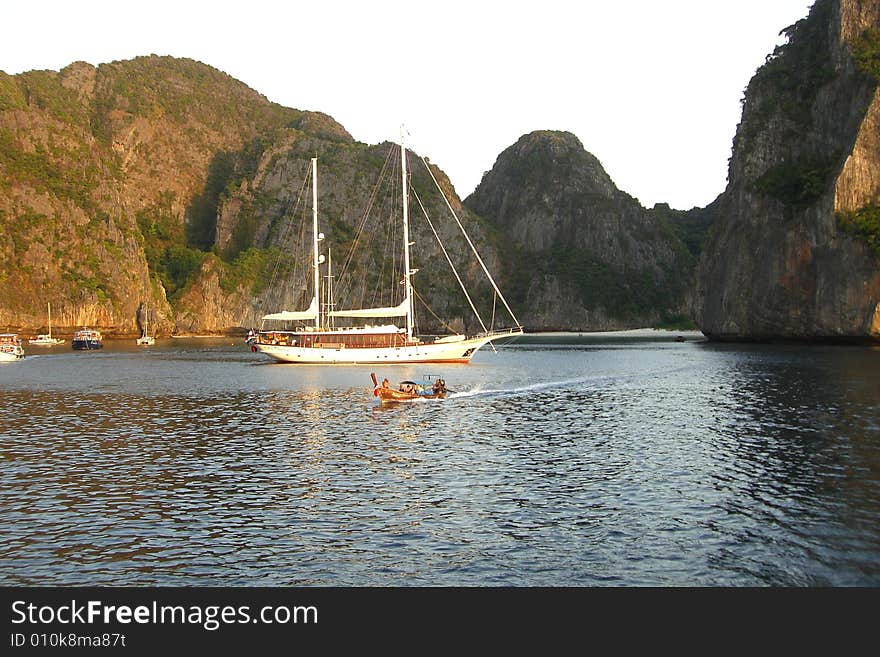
[0,334,24,361]
[71,328,103,350]
[29,302,65,346]
[137,307,155,346]
[253,133,522,364]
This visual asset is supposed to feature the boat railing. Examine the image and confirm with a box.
[479,326,524,338]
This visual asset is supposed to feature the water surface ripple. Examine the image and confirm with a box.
[1,335,878,585]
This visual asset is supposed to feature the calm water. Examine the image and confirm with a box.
[1,332,878,586]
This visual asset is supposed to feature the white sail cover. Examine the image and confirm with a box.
[262,296,318,321]
[329,298,409,318]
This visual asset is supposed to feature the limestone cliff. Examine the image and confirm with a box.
[695,0,880,341]
[0,55,515,337]
[0,56,350,336]
[464,131,694,330]
[180,136,508,336]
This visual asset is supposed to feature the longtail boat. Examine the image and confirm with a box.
[371,372,447,403]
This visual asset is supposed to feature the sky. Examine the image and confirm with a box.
[3,0,816,210]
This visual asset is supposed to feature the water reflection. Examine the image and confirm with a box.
[1,339,878,585]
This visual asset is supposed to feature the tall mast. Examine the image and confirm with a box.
[400,130,414,341]
[47,302,51,338]
[312,157,321,329]
[325,248,335,330]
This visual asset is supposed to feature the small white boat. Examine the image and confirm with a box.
[29,302,65,345]
[0,334,25,361]
[137,307,155,346]
[29,334,65,346]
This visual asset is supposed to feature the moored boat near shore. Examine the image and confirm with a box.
[29,302,65,345]
[137,308,155,346]
[29,334,65,346]
[0,334,25,361]
[71,328,103,350]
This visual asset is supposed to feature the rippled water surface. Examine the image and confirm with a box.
[2,333,879,586]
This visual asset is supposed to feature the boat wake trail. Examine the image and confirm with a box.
[449,365,692,401]
[450,377,592,400]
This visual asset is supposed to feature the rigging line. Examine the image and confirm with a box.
[419,155,522,329]
[366,160,398,310]
[411,187,489,335]
[265,179,300,293]
[289,166,313,309]
[411,287,458,336]
[289,164,314,310]
[491,291,497,332]
[266,160,311,307]
[373,153,401,309]
[336,145,396,292]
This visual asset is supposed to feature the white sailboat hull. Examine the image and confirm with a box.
[29,335,65,345]
[254,332,516,364]
[0,349,24,361]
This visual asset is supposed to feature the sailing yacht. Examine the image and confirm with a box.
[137,307,155,346]
[29,302,65,345]
[253,134,522,364]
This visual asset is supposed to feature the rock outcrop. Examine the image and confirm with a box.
[0,56,349,336]
[182,137,507,335]
[465,131,694,330]
[695,0,880,341]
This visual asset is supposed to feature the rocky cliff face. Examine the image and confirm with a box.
[184,136,509,335]
[465,131,694,330]
[0,55,519,337]
[696,0,880,341]
[0,56,349,336]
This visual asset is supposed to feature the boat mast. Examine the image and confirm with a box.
[400,130,414,341]
[47,302,52,339]
[312,157,321,330]
[326,248,335,329]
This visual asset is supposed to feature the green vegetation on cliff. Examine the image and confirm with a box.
[136,191,207,300]
[852,28,880,81]
[837,204,880,257]
[466,131,698,329]
[218,248,281,295]
[650,203,715,258]
[504,244,691,324]
[0,72,27,111]
[753,158,836,207]
[745,0,835,131]
[186,138,267,252]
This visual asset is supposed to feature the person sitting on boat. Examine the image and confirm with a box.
[432,378,446,394]
[382,378,390,389]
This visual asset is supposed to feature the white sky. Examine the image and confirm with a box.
[3,0,814,210]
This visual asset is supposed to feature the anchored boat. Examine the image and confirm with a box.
[0,334,24,361]
[71,328,103,350]
[253,132,522,364]
[137,307,155,346]
[29,302,65,346]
